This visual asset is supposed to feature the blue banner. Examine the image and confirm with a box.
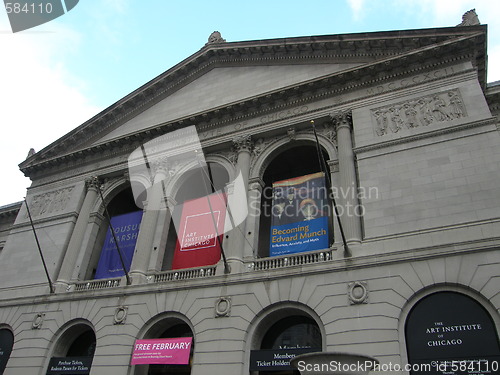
[95,211,143,279]
[270,172,329,256]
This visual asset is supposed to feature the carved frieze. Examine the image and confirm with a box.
[371,89,467,136]
[26,186,74,217]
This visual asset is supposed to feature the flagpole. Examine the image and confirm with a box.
[195,152,231,274]
[310,120,350,255]
[24,198,55,293]
[93,177,132,285]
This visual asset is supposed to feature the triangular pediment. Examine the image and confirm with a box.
[96,62,363,144]
[19,25,487,176]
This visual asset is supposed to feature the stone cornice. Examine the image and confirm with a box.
[486,83,500,116]
[0,202,22,218]
[19,29,486,178]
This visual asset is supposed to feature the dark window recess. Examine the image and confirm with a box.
[66,330,96,357]
[259,145,328,257]
[257,315,321,375]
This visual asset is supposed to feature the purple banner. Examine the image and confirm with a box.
[95,211,143,279]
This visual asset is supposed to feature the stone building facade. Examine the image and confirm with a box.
[0,12,499,375]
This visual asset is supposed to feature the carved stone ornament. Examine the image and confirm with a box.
[206,31,226,45]
[32,313,45,329]
[215,296,231,318]
[348,281,368,305]
[330,110,353,130]
[85,176,101,190]
[113,306,128,325]
[232,135,254,154]
[26,186,74,218]
[371,89,467,136]
[321,121,338,149]
[457,9,480,26]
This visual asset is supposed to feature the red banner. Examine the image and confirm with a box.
[171,192,226,269]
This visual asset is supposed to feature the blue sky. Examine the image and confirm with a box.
[1,0,499,206]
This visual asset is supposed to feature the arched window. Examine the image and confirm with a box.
[161,162,229,271]
[405,291,500,374]
[47,323,96,375]
[0,328,14,374]
[258,144,331,258]
[134,316,194,375]
[86,186,144,280]
[249,308,323,375]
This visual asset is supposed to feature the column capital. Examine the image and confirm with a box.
[85,176,101,191]
[151,156,169,178]
[330,110,353,131]
[232,134,253,154]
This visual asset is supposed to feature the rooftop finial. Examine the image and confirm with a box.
[206,31,226,45]
[26,148,35,159]
[457,9,480,26]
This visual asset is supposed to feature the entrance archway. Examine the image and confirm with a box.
[134,315,194,375]
[249,305,323,375]
[46,322,96,375]
[0,328,14,374]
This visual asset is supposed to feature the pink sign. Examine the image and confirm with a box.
[131,337,192,365]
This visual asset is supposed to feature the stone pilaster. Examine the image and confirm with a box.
[243,177,265,261]
[129,162,168,283]
[223,135,253,273]
[56,177,100,288]
[331,110,362,246]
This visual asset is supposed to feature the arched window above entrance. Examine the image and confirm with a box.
[258,143,332,258]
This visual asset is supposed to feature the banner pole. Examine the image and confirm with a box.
[195,153,231,274]
[24,197,55,293]
[93,177,132,285]
[311,120,350,255]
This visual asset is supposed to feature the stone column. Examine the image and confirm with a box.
[243,177,264,261]
[331,111,362,245]
[129,163,168,283]
[327,160,342,246]
[56,178,100,288]
[148,196,176,272]
[223,135,253,273]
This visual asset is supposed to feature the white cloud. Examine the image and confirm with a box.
[347,0,365,21]
[488,44,500,83]
[0,16,101,206]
